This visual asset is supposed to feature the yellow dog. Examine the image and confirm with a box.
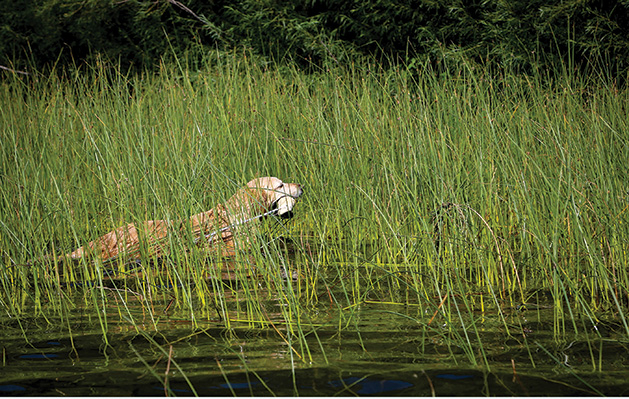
[66,177,303,262]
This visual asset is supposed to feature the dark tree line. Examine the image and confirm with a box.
[1,0,628,77]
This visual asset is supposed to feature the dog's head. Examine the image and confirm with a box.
[225,177,303,223]
[246,177,303,219]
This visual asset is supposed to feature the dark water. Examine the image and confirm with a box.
[2,292,629,397]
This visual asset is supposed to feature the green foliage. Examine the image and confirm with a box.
[315,0,629,77]
[2,0,629,78]
[0,0,204,70]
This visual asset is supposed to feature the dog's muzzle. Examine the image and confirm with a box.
[273,195,297,218]
[272,185,303,218]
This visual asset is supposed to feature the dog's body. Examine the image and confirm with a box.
[66,177,303,262]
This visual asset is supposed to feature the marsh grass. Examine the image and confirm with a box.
[1,50,628,373]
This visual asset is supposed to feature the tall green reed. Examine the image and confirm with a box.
[1,50,628,365]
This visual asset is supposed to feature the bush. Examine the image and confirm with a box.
[1,0,628,80]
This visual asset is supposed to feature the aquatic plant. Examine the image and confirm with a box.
[1,51,628,382]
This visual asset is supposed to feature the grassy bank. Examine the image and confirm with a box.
[1,52,628,363]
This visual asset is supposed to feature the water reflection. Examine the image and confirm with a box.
[2,258,629,396]
[327,376,414,394]
[0,385,26,393]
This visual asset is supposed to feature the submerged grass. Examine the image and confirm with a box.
[1,50,628,375]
